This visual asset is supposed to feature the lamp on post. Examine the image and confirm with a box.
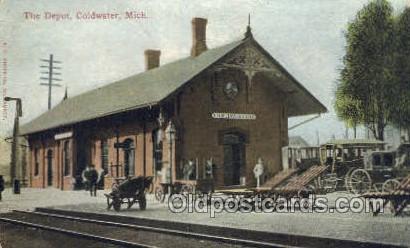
[4,96,23,194]
[165,120,176,187]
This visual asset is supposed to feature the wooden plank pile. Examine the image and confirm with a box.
[273,165,328,195]
[362,175,410,216]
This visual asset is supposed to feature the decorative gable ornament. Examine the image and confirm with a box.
[224,81,239,99]
[214,43,281,102]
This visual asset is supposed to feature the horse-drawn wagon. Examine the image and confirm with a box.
[154,178,214,202]
[347,143,410,194]
[154,158,215,202]
[318,139,386,193]
[105,176,153,211]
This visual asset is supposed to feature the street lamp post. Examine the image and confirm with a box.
[165,121,176,189]
[4,97,22,194]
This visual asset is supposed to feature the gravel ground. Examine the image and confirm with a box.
[1,212,245,248]
[0,188,409,246]
[0,222,120,248]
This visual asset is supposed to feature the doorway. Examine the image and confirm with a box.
[47,149,53,187]
[123,139,135,178]
[223,133,246,185]
[75,132,91,188]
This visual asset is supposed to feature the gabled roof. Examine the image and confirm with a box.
[20,37,327,135]
[20,40,244,135]
[289,136,311,147]
[324,139,386,146]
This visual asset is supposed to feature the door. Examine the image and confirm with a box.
[223,133,245,185]
[123,139,135,177]
[47,149,53,186]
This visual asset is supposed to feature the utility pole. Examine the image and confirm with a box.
[4,97,22,193]
[40,54,62,110]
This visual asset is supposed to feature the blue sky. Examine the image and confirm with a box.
[0,0,409,144]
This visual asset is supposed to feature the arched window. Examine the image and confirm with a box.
[63,141,70,176]
[152,129,163,173]
[34,148,39,176]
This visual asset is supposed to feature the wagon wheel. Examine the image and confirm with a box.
[113,198,121,212]
[382,179,400,193]
[139,195,147,210]
[298,185,316,209]
[382,179,401,214]
[320,174,338,193]
[127,198,134,209]
[155,186,165,203]
[181,184,193,196]
[344,168,355,193]
[349,169,372,194]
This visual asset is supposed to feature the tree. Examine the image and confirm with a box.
[334,84,362,138]
[336,0,396,140]
[390,7,410,136]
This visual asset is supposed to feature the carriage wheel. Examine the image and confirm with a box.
[382,179,401,214]
[349,169,372,194]
[344,168,355,193]
[155,186,165,202]
[139,195,147,210]
[113,198,121,212]
[382,179,401,193]
[298,185,316,209]
[181,184,193,196]
[127,198,134,209]
[321,174,338,193]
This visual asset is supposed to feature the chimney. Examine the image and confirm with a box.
[191,17,208,57]
[144,49,161,70]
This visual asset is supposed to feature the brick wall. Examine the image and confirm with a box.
[176,69,288,186]
[26,48,290,190]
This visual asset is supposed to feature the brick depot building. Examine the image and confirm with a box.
[20,18,326,190]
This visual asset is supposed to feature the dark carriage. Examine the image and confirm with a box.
[105,176,153,211]
[347,143,410,194]
[319,139,386,193]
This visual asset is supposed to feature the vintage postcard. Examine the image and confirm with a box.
[0,0,409,247]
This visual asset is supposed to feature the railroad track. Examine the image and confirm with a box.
[0,210,290,248]
[0,216,153,248]
[0,208,405,248]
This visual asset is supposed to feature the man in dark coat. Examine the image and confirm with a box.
[82,165,98,196]
[0,175,5,201]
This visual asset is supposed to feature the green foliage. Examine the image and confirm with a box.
[336,0,396,140]
[390,7,410,129]
[334,84,362,129]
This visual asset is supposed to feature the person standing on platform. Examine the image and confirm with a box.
[253,158,264,188]
[82,165,98,196]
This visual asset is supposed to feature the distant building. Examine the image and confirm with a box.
[20,18,326,190]
[288,136,310,148]
[365,126,408,149]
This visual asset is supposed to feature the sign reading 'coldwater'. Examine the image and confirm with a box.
[211,112,256,120]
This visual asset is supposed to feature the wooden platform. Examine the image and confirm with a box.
[274,165,328,195]
[361,175,410,216]
[261,169,299,189]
